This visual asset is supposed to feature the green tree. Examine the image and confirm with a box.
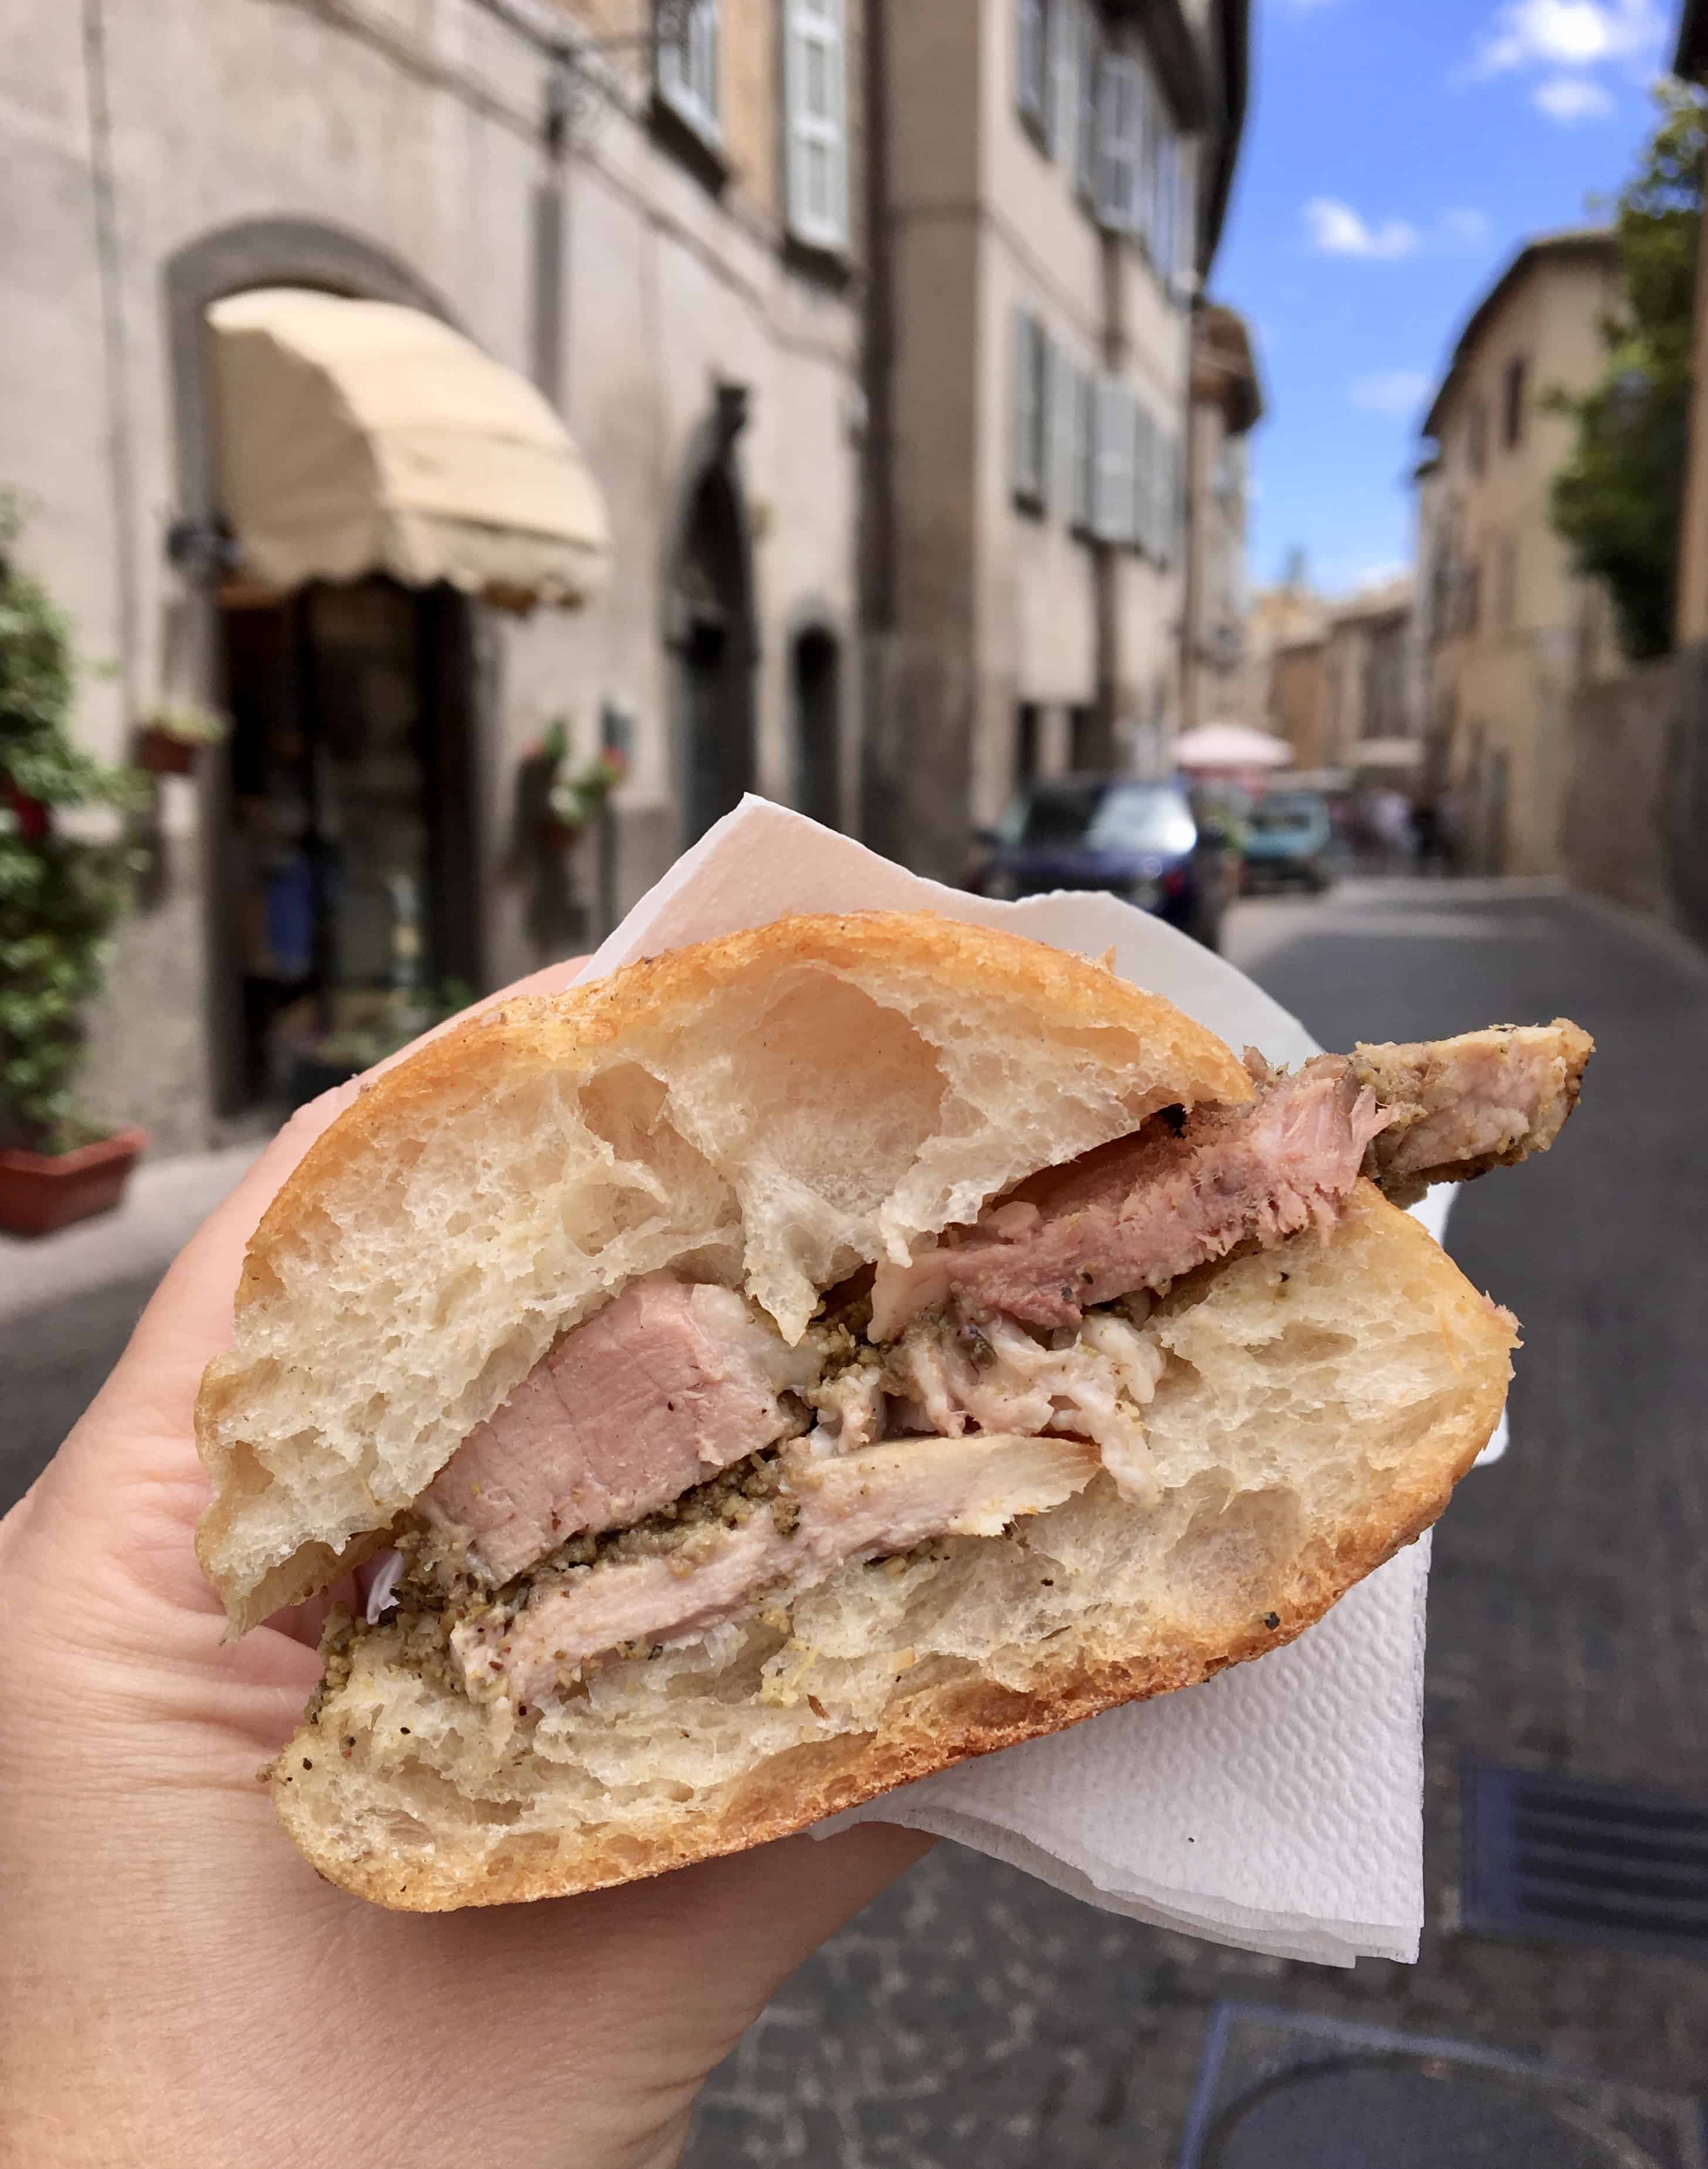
[0,494,143,1152]
[1550,83,1706,660]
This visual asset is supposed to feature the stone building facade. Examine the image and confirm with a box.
[1247,575,1416,778]
[4,0,865,1151]
[1180,300,1262,735]
[1417,228,1624,875]
[1320,577,1415,764]
[860,0,1249,881]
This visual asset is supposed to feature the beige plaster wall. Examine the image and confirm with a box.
[1426,245,1621,874]
[3,0,862,1151]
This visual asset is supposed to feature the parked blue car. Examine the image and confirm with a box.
[1240,789,1334,892]
[970,776,1238,950]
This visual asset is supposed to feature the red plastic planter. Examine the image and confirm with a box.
[0,1126,148,1237]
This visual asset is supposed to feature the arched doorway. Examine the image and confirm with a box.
[790,624,841,830]
[218,573,477,1111]
[163,224,480,1116]
[667,392,758,847]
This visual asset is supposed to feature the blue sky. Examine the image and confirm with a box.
[1214,0,1676,596]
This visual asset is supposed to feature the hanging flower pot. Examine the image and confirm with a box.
[134,700,229,777]
[135,727,198,776]
[0,1125,148,1238]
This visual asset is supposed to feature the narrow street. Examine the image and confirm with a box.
[4,880,1705,2166]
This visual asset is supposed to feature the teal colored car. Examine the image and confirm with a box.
[1241,790,1334,893]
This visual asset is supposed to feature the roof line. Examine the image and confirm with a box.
[1420,226,1617,440]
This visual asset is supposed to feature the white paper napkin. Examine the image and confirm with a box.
[575,796,1480,1965]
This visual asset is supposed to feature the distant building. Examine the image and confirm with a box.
[1417,228,1624,874]
[1249,573,1415,776]
[1181,303,1264,735]
[2,0,867,1152]
[1236,578,1324,745]
[1269,627,1330,769]
[861,0,1251,880]
[1321,577,1415,766]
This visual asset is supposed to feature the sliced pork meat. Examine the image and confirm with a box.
[451,1431,1100,1702]
[1350,1021,1593,1202]
[870,1056,1387,1336]
[419,1275,823,1584]
[868,1020,1593,1339]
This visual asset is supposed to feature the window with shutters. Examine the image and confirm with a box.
[1096,57,1142,230]
[1047,0,1090,168]
[1467,400,1489,478]
[1502,356,1527,449]
[1133,53,1160,246]
[657,0,719,141]
[786,0,847,249]
[1074,4,1101,200]
[1012,311,1048,510]
[1148,98,1176,278]
[1046,342,1081,520]
[1132,400,1158,556]
[1174,135,1199,286]
[1016,0,1047,133]
[1156,432,1180,565]
[1072,366,1097,533]
[1093,376,1135,542]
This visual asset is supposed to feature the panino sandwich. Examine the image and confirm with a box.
[195,912,1591,1909]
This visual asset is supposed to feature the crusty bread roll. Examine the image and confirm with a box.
[195,912,1516,1909]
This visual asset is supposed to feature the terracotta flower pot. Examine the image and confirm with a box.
[4,778,50,841]
[137,728,199,777]
[0,1126,148,1238]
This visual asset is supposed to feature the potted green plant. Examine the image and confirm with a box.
[0,494,147,1236]
[134,697,229,777]
[535,717,627,846]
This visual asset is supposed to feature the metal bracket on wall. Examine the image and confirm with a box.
[534,0,699,151]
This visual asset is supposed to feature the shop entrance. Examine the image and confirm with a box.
[670,455,756,847]
[213,576,479,1112]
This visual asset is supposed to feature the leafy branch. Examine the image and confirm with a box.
[1549,83,1706,661]
[0,492,144,1153]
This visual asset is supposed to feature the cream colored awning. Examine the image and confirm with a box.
[206,288,610,610]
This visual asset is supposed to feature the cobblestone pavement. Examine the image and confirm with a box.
[3,883,1704,2164]
[680,880,1708,2168]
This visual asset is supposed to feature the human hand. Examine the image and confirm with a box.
[0,960,932,2169]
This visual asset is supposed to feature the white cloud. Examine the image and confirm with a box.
[1533,72,1617,117]
[1350,370,1432,416]
[1470,0,1664,77]
[1441,206,1495,247]
[1303,197,1421,260]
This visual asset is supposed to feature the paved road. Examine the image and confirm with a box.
[4,881,1705,2164]
[680,880,1708,2168]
